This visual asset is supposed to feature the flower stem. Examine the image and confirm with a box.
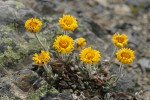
[110,46,117,60]
[87,64,92,79]
[34,33,46,50]
[64,30,67,35]
[43,64,53,78]
[61,54,65,61]
[43,64,50,72]
[113,63,124,84]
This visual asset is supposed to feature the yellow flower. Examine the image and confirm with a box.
[75,38,86,49]
[112,33,128,48]
[25,18,42,33]
[80,47,101,64]
[59,14,78,31]
[53,35,74,54]
[32,50,50,64]
[116,48,135,64]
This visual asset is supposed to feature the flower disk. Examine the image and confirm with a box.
[59,14,78,31]
[53,35,74,54]
[116,48,135,64]
[112,33,128,48]
[25,18,42,33]
[75,38,86,49]
[80,47,101,64]
[32,50,50,64]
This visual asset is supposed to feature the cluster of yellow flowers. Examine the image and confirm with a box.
[112,33,135,64]
[25,14,135,65]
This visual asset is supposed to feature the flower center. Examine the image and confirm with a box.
[116,37,124,43]
[121,52,130,59]
[59,40,69,48]
[30,22,38,27]
[77,42,83,47]
[86,52,94,59]
[64,19,73,25]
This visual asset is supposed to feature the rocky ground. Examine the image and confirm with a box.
[0,0,150,100]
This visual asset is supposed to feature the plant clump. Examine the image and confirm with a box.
[25,14,135,99]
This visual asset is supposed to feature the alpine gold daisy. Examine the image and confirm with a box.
[59,14,78,31]
[75,37,86,50]
[25,18,42,33]
[112,33,128,48]
[53,35,74,54]
[32,50,50,64]
[116,48,135,64]
[80,47,101,64]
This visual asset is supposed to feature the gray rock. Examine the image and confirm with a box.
[124,0,150,6]
[58,92,73,100]
[114,75,136,92]
[110,65,136,92]
[138,58,150,71]
[0,79,19,99]
[87,20,107,38]
[0,80,10,96]
[91,96,100,100]
[127,32,142,47]
[40,92,73,100]
[12,68,43,92]
[114,5,131,16]
[109,64,120,75]
[0,1,38,24]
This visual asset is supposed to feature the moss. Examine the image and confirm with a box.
[1,23,17,34]
[1,46,21,66]
[28,82,59,100]
[0,38,44,68]
[1,38,13,44]
[4,46,21,60]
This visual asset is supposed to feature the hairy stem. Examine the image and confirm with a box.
[110,46,117,60]
[113,63,124,85]
[43,64,50,72]
[64,30,67,35]
[34,33,46,50]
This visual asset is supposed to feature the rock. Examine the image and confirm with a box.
[40,92,73,100]
[114,5,131,16]
[58,92,73,100]
[109,64,120,75]
[110,64,136,92]
[124,0,150,6]
[137,58,150,71]
[12,68,43,92]
[91,96,100,100]
[0,80,11,96]
[87,20,107,38]
[0,78,20,99]
[114,75,136,93]
[40,92,58,100]
[0,0,38,24]
[127,32,141,47]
